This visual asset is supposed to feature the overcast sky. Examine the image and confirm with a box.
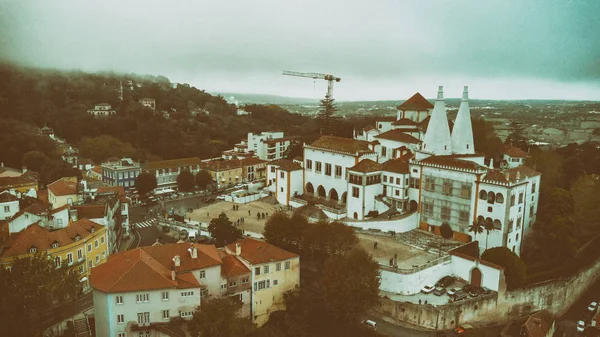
[1,0,599,101]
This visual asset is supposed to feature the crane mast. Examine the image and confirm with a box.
[282,70,341,99]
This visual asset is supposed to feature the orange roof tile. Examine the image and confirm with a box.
[482,166,541,185]
[200,159,242,172]
[419,155,486,171]
[269,159,302,172]
[72,204,106,219]
[375,130,420,144]
[49,204,69,215]
[309,136,373,155]
[48,178,78,196]
[392,118,418,126]
[96,186,125,197]
[381,159,410,174]
[239,158,267,166]
[144,157,203,171]
[348,159,382,173]
[503,146,529,158]
[364,125,375,132]
[91,166,102,174]
[221,254,251,278]
[397,93,434,111]
[91,243,221,293]
[0,191,18,203]
[226,238,297,265]
[1,219,103,257]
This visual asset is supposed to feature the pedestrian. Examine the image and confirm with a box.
[266,213,268,217]
[232,204,235,210]
[262,212,265,219]
[374,242,378,250]
[419,299,422,305]
[207,212,209,218]
[257,212,260,219]
[389,258,393,266]
[248,210,251,216]
[242,217,244,223]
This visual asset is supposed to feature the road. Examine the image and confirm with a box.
[361,313,432,337]
[554,274,600,337]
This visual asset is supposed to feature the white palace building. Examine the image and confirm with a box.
[268,86,540,256]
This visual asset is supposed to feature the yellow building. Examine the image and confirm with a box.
[0,175,38,195]
[0,218,108,289]
[200,160,244,188]
[48,176,79,209]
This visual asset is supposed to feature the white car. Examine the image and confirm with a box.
[577,320,586,332]
[447,287,460,296]
[216,195,226,200]
[421,284,435,294]
[589,302,598,312]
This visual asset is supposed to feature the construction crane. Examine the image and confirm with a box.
[282,70,341,100]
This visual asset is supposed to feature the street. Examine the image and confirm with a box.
[555,274,600,337]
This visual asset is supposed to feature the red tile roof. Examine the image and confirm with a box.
[144,157,203,171]
[72,204,106,219]
[375,116,397,122]
[49,204,69,215]
[381,159,410,174]
[239,158,267,167]
[96,186,125,197]
[503,146,529,158]
[226,238,297,265]
[220,253,251,278]
[374,130,421,144]
[200,160,242,172]
[397,93,434,111]
[48,178,78,196]
[0,191,18,203]
[309,136,374,155]
[348,159,382,173]
[522,310,554,337]
[91,243,221,292]
[1,219,103,257]
[91,166,102,174]
[269,159,302,172]
[392,118,418,126]
[420,155,486,171]
[482,166,541,185]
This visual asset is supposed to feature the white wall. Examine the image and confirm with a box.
[0,199,19,220]
[191,264,222,297]
[9,212,45,234]
[304,148,355,197]
[450,255,502,291]
[275,169,303,206]
[51,207,70,229]
[380,257,452,295]
[343,212,418,233]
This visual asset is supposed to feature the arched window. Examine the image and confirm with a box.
[487,193,495,204]
[496,193,504,204]
[516,233,519,241]
[510,195,516,206]
[477,216,485,225]
[479,190,487,200]
[493,219,502,229]
[486,217,493,228]
[379,124,383,129]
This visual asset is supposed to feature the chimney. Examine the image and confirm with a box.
[489,158,494,169]
[173,255,181,267]
[516,172,521,181]
[235,243,241,256]
[171,266,176,281]
[188,246,198,259]
[1,162,3,167]
[22,166,27,174]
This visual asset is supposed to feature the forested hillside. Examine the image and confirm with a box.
[0,64,320,167]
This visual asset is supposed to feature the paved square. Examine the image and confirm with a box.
[186,200,279,234]
[358,233,438,269]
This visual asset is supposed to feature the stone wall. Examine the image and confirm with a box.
[377,254,600,329]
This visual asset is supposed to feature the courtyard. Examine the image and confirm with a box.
[358,233,439,269]
[186,200,279,235]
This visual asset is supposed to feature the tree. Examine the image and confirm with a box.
[40,159,81,186]
[327,221,358,255]
[77,135,137,163]
[440,222,454,240]
[483,220,495,250]
[0,253,80,337]
[195,169,213,190]
[321,248,380,320]
[317,96,338,136]
[481,247,527,289]
[135,172,157,195]
[208,212,242,247]
[468,221,484,243]
[177,169,195,192]
[22,150,49,172]
[505,121,528,151]
[264,212,293,250]
[188,297,255,337]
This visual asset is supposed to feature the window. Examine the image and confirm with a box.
[487,192,495,204]
[162,310,170,320]
[479,190,487,200]
[117,314,124,324]
[200,289,208,297]
[394,177,400,185]
[78,265,84,274]
[395,190,400,196]
[280,171,284,179]
[66,253,73,264]
[95,255,100,264]
[242,277,249,283]
[180,311,193,318]
[532,183,536,193]
[517,216,522,229]
[273,279,279,286]
[3,206,9,212]
[101,236,105,244]
[460,184,471,199]
[518,193,524,204]
[441,206,451,221]
[496,193,504,204]
[306,160,312,170]
[116,295,123,305]
[459,210,469,223]
[229,281,237,287]
[255,267,261,275]
[351,186,359,198]
[199,270,206,279]
[276,262,281,271]
[285,261,291,270]
[325,163,332,176]
[270,166,276,173]
[381,146,387,157]
[136,293,149,302]
[74,234,80,241]
[162,291,169,300]
[181,291,194,297]
[102,251,106,259]
[118,333,126,337]
[55,256,61,268]
[315,162,322,173]
[221,283,227,290]
[88,260,93,269]
[57,219,63,226]
[510,195,515,206]
[335,165,342,177]
[530,205,534,217]
[264,265,269,274]
[487,206,492,212]
[442,180,453,195]
[52,242,59,249]
[493,219,502,230]
[87,244,92,252]
[94,240,99,248]
[137,312,150,324]
[424,177,436,192]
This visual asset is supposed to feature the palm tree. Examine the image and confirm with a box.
[484,220,495,250]
[468,221,484,243]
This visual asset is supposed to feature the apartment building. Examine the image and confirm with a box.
[48,177,79,209]
[143,157,204,191]
[101,158,141,190]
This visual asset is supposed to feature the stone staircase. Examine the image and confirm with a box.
[73,318,90,337]
[396,229,464,253]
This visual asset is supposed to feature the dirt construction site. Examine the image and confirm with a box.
[186,200,279,234]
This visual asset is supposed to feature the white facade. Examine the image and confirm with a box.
[87,103,116,117]
[247,132,293,161]
[275,168,303,206]
[0,195,19,220]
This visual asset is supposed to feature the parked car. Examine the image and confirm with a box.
[433,287,446,296]
[447,287,460,296]
[577,320,586,332]
[436,276,455,288]
[421,284,436,294]
[216,195,226,200]
[361,319,377,330]
[454,324,473,334]
[468,287,480,297]
[451,291,468,302]
[589,302,598,312]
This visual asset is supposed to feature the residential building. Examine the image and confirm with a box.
[101,158,141,190]
[139,98,156,110]
[48,177,79,209]
[240,158,267,182]
[295,86,541,255]
[200,160,243,188]
[88,103,116,117]
[266,160,303,206]
[0,219,108,290]
[0,200,48,243]
[222,140,256,160]
[77,158,94,171]
[225,238,300,326]
[502,146,530,169]
[247,132,296,161]
[40,124,54,137]
[0,165,38,197]
[520,310,555,337]
[57,144,80,167]
[0,191,19,220]
[143,157,204,191]
[87,166,103,181]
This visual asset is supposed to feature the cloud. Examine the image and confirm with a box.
[1,0,599,100]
